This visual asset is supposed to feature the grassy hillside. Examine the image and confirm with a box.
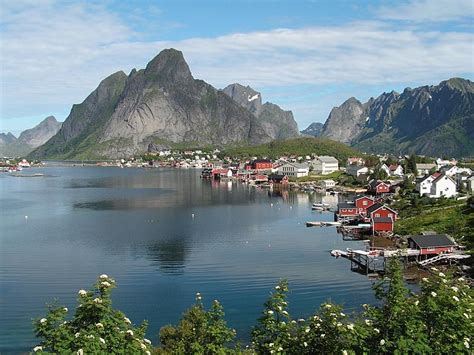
[223,137,361,164]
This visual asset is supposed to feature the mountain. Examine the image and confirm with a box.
[0,116,62,157]
[31,49,297,160]
[301,122,324,137]
[222,83,299,140]
[320,78,474,157]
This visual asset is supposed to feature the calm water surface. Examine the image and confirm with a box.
[0,167,377,352]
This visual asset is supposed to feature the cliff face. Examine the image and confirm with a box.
[222,83,300,140]
[31,49,299,159]
[320,78,474,157]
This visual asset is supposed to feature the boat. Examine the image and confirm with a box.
[312,206,324,211]
[330,249,348,258]
[312,202,330,208]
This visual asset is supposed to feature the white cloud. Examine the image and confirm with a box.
[376,0,473,22]
[1,1,473,132]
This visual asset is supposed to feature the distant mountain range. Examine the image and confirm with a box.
[302,78,474,157]
[0,116,62,157]
[301,122,324,137]
[30,49,299,160]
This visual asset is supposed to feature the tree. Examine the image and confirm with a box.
[32,275,152,354]
[158,293,236,354]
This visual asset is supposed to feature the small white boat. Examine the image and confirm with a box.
[312,206,324,211]
[331,249,348,258]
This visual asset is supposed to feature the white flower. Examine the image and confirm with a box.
[347,323,354,330]
[342,351,348,355]
[270,351,275,354]
[277,306,282,311]
[278,347,283,351]
[275,285,280,290]
[96,322,104,328]
[78,290,87,296]
[282,310,288,315]
[374,328,380,334]
[298,318,305,322]
[146,352,151,355]
[291,320,296,324]
[459,277,465,282]
[365,319,372,325]
[40,318,47,324]
[144,338,151,345]
[421,278,428,282]
[464,313,470,319]
[431,292,437,297]
[321,333,326,338]
[141,343,147,350]
[380,339,386,346]
[87,334,94,339]
[464,340,470,349]
[305,327,310,333]
[269,342,274,347]
[267,310,274,315]
[77,349,84,355]
[340,312,346,317]
[451,286,459,292]
[337,322,342,327]
[324,304,332,309]
[442,279,447,283]
[414,300,419,306]
[126,330,134,336]
[280,321,286,325]
[99,337,105,344]
[75,332,80,338]
[453,296,460,302]
[33,346,43,352]
[100,281,111,287]
[63,307,68,312]
[431,267,438,271]
[304,342,308,347]
[438,272,445,277]
[99,274,109,279]
[93,297,102,304]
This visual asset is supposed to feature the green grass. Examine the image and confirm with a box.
[222,137,362,164]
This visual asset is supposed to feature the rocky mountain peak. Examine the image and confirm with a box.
[144,48,193,84]
[222,83,262,116]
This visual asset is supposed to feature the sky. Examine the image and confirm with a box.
[1,0,473,136]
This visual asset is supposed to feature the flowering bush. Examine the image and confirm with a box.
[32,275,152,354]
[158,293,236,354]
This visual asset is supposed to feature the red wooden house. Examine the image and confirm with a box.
[408,234,456,255]
[354,195,376,215]
[366,203,398,220]
[336,202,359,217]
[372,216,394,232]
[251,159,273,170]
[367,179,391,195]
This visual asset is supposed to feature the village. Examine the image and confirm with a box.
[2,149,473,279]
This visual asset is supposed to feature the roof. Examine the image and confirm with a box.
[389,164,400,171]
[355,195,374,201]
[368,179,389,189]
[252,159,272,164]
[281,162,309,170]
[409,234,456,248]
[432,173,456,185]
[317,156,339,164]
[366,203,383,214]
[416,163,436,169]
[373,217,393,223]
[338,202,356,209]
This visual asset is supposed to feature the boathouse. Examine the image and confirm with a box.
[337,202,358,217]
[371,216,394,233]
[408,234,456,255]
[268,174,289,185]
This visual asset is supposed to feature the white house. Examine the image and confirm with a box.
[346,164,369,177]
[416,173,440,196]
[312,156,339,175]
[321,179,336,189]
[440,165,472,177]
[278,162,309,177]
[388,164,404,177]
[416,163,436,177]
[436,158,456,169]
[467,175,474,193]
[430,174,457,198]
[380,163,391,176]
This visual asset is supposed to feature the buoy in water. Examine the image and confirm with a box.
[191,213,195,219]
[25,215,28,219]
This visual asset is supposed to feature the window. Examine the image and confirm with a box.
[363,201,368,205]
[375,213,380,217]
[388,213,392,217]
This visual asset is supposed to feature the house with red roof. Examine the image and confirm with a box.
[367,179,391,195]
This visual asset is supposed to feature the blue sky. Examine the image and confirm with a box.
[1,0,473,135]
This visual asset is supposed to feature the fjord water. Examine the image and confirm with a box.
[0,167,376,352]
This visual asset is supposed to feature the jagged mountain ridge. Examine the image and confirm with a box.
[320,78,474,157]
[0,116,62,157]
[300,122,324,137]
[222,83,299,140]
[31,49,299,160]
